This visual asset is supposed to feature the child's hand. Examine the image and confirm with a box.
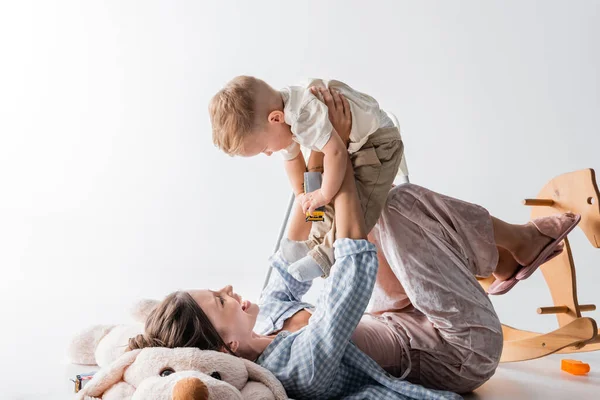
[301,189,329,214]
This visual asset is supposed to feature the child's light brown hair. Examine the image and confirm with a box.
[209,76,280,156]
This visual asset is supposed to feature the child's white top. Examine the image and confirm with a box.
[279,79,393,160]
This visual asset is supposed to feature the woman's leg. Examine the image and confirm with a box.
[368,228,412,314]
[372,184,576,391]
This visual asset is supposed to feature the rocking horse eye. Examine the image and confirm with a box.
[160,368,175,377]
[210,371,222,380]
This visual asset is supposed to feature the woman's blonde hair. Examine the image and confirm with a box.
[128,291,235,355]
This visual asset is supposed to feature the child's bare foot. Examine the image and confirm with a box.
[511,213,578,266]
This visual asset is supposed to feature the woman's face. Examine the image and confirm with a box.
[188,286,260,350]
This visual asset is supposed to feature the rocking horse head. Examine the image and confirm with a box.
[530,168,600,248]
[578,169,600,248]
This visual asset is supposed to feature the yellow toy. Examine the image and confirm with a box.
[304,171,325,222]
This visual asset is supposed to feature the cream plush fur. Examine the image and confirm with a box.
[69,300,288,400]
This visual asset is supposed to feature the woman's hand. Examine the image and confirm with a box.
[295,192,308,209]
[310,87,352,146]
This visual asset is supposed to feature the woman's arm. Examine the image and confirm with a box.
[258,91,377,390]
[283,152,306,198]
[258,90,365,337]
[311,87,352,147]
[332,156,367,240]
[316,133,347,208]
[290,89,353,240]
[286,156,376,382]
[306,89,351,172]
[264,88,357,303]
[329,87,366,239]
[301,88,353,214]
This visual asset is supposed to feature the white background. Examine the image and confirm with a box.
[0,1,598,398]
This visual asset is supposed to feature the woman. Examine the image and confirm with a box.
[129,91,578,399]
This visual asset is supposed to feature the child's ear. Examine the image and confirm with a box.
[268,110,284,124]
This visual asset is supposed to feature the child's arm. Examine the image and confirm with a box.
[284,150,326,241]
[284,152,306,198]
[300,130,346,214]
[307,149,324,173]
[284,153,313,241]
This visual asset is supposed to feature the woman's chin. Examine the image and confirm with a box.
[247,302,259,317]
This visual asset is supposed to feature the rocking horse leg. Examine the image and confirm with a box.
[557,330,600,354]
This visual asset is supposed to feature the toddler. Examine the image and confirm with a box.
[210,77,403,281]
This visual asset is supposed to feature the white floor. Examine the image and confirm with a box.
[465,352,600,400]
[4,351,594,399]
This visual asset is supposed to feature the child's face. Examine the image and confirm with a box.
[239,111,293,157]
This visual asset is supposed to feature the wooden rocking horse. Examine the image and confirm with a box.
[480,168,600,362]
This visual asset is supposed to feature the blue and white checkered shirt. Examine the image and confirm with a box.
[255,238,461,400]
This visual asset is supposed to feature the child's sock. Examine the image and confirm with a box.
[280,238,311,264]
[288,255,324,282]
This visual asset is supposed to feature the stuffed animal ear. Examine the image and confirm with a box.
[130,299,160,323]
[76,349,141,399]
[68,325,116,365]
[242,359,287,400]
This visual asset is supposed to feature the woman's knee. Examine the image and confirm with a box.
[385,183,441,219]
[462,324,503,381]
[388,183,420,202]
[381,184,421,221]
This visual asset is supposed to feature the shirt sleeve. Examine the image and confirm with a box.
[292,239,378,378]
[279,141,301,161]
[255,251,315,334]
[260,252,313,305]
[291,97,334,151]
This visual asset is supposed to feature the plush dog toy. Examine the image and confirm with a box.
[69,300,288,400]
[73,347,287,400]
[68,299,158,367]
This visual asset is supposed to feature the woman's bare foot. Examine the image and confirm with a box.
[510,223,553,266]
[510,213,578,266]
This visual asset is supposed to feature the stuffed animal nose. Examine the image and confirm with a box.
[172,377,209,400]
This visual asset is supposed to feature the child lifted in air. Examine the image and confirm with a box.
[210,77,403,281]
